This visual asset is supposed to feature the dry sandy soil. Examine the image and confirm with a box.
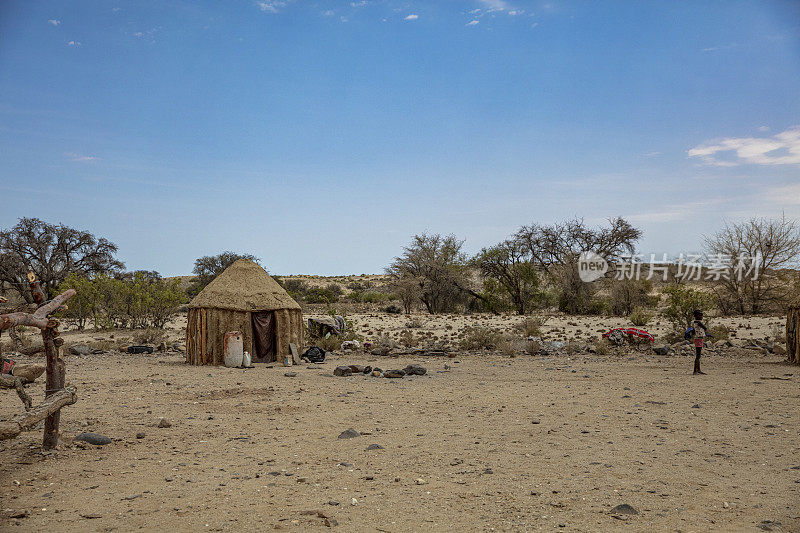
[1,313,798,532]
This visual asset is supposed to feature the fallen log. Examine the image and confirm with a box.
[0,387,76,440]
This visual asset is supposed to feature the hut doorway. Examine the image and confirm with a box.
[252,311,276,362]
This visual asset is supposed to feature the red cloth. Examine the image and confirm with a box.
[693,338,704,348]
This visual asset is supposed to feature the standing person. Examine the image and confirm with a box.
[691,309,709,375]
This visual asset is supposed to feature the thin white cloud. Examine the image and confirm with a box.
[757,125,770,132]
[67,40,81,46]
[479,0,507,10]
[404,14,419,20]
[323,9,334,16]
[48,19,60,26]
[688,126,800,166]
[65,152,98,162]
[626,198,726,223]
[466,20,479,26]
[642,151,661,158]
[256,1,287,13]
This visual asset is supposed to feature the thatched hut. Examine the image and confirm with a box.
[186,259,303,365]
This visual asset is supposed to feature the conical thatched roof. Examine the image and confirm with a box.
[188,259,301,312]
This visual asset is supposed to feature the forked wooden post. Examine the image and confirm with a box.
[787,307,800,365]
[0,272,76,448]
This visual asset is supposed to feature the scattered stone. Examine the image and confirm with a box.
[328,500,340,506]
[691,404,701,409]
[284,372,297,377]
[158,418,172,428]
[69,344,91,356]
[366,444,384,450]
[384,370,405,378]
[9,510,29,519]
[402,364,427,376]
[123,494,142,501]
[483,468,494,474]
[79,512,103,519]
[337,428,360,439]
[531,419,541,424]
[324,518,338,527]
[74,432,112,446]
[414,478,426,485]
[136,432,146,439]
[653,346,671,356]
[609,503,638,516]
[333,366,353,377]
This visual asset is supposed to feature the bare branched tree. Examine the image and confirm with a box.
[515,217,642,314]
[0,218,123,303]
[705,217,800,314]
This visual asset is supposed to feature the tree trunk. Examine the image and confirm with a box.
[42,327,65,449]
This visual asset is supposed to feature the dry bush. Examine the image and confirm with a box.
[515,317,544,337]
[709,324,730,341]
[88,339,116,352]
[374,334,397,349]
[133,328,167,345]
[565,341,582,355]
[406,317,424,329]
[398,330,415,347]
[458,326,503,350]
[316,335,341,352]
[526,339,541,354]
[592,340,609,355]
[629,306,653,327]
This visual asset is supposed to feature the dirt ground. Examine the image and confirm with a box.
[1,314,798,532]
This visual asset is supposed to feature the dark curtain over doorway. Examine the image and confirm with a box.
[251,311,276,362]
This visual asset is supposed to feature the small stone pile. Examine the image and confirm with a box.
[333,364,426,379]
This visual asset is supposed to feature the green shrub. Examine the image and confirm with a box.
[662,285,715,332]
[305,287,339,304]
[629,306,653,327]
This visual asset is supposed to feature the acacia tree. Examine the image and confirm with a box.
[386,234,473,314]
[705,217,800,314]
[189,251,260,296]
[472,238,542,315]
[0,218,123,303]
[515,217,642,314]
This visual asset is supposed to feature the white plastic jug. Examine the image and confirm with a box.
[242,351,251,367]
[223,331,243,368]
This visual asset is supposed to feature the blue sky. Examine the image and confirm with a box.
[1,1,799,276]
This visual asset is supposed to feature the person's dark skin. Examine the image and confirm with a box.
[693,310,708,375]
